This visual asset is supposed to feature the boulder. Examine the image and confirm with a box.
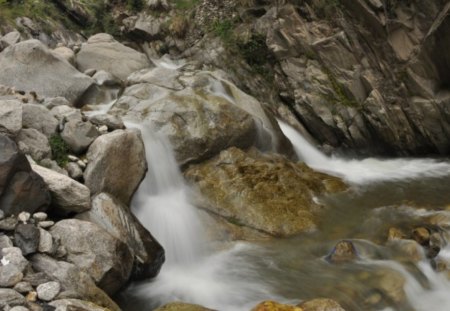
[52,46,75,65]
[298,298,345,311]
[92,70,121,87]
[0,99,22,136]
[50,105,83,123]
[0,264,23,288]
[36,281,61,301]
[251,301,302,311]
[77,193,164,279]
[84,129,147,205]
[154,302,215,311]
[0,135,50,216]
[326,240,358,263]
[22,104,59,138]
[0,289,25,308]
[185,147,346,236]
[30,254,120,311]
[61,119,100,154]
[65,162,83,180]
[32,164,90,214]
[50,219,133,295]
[76,33,151,81]
[50,299,110,311]
[88,114,124,130]
[14,224,40,255]
[0,31,21,50]
[0,40,95,106]
[16,128,52,161]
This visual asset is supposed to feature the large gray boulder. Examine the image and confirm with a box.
[22,104,59,138]
[84,129,147,205]
[30,254,120,311]
[0,135,50,216]
[76,33,151,81]
[32,164,90,214]
[50,219,133,295]
[0,100,22,136]
[77,193,164,279]
[16,128,52,161]
[0,40,95,106]
[60,119,99,154]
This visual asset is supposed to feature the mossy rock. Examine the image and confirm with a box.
[154,302,215,311]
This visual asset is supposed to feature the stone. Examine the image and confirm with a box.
[52,46,75,65]
[43,97,71,109]
[17,212,30,223]
[89,114,125,130]
[387,227,406,241]
[298,298,345,311]
[22,271,51,287]
[38,159,68,176]
[38,229,54,254]
[154,302,215,311]
[412,227,430,245]
[0,289,25,308]
[32,164,90,214]
[84,129,146,205]
[76,33,151,81]
[32,212,47,222]
[50,219,133,295]
[36,281,60,301]
[251,301,302,311]
[0,209,4,220]
[65,162,83,180]
[30,254,120,311]
[13,281,33,294]
[97,125,108,134]
[14,224,40,255]
[9,306,29,311]
[16,129,52,161]
[123,13,163,41]
[26,291,37,302]
[38,221,55,229]
[0,234,13,248]
[185,147,345,236]
[0,99,22,136]
[22,104,59,138]
[0,40,94,106]
[326,240,358,263]
[0,217,18,231]
[50,299,109,311]
[92,70,121,87]
[60,120,99,154]
[0,31,21,50]
[77,193,164,280]
[50,105,82,123]
[0,263,23,287]
[2,247,30,271]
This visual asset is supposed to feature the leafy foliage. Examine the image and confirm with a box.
[49,134,69,168]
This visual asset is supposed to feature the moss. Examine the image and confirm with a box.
[49,134,69,168]
[237,33,275,80]
[211,19,235,44]
[324,69,359,107]
[172,0,199,10]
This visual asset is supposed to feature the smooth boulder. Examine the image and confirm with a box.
[0,40,95,106]
[84,129,147,205]
[0,99,22,136]
[22,104,59,138]
[61,119,100,154]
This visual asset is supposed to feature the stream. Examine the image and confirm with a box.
[116,120,450,311]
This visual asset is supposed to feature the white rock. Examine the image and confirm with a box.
[17,212,30,224]
[98,125,108,134]
[68,155,79,162]
[36,281,60,301]
[38,229,54,254]
[32,212,48,222]
[77,160,86,169]
[38,221,55,229]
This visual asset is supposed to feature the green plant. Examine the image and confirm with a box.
[324,69,359,107]
[49,134,69,168]
[172,0,199,10]
[127,0,144,12]
[237,34,275,79]
[212,19,235,43]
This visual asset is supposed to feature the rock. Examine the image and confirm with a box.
[326,240,358,263]
[22,271,52,287]
[84,129,146,205]
[17,212,30,223]
[0,209,4,220]
[0,217,18,231]
[98,125,108,134]
[13,281,33,294]
[123,13,163,40]
[0,99,22,136]
[154,302,215,311]
[50,105,82,123]
[92,70,121,87]
[52,46,75,65]
[9,306,29,311]
[39,159,68,176]
[43,97,71,109]
[0,234,13,248]
[26,290,37,302]
[389,239,425,262]
[16,129,52,161]
[76,33,151,81]
[412,227,430,245]
[77,193,164,280]
[30,254,120,311]
[38,228,54,254]
[387,227,406,241]
[1,247,29,273]
[36,281,60,301]
[251,301,302,311]
[50,219,133,295]
[88,114,124,130]
[298,298,345,311]
[0,289,25,308]
[38,221,55,229]
[22,104,59,138]
[0,263,23,287]
[0,31,21,50]
[32,212,47,222]
[50,299,110,311]
[65,162,83,180]
[14,224,40,255]
[0,40,95,106]
[32,164,90,214]
[60,120,99,154]
[185,147,345,236]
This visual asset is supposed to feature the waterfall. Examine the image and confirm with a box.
[278,121,450,184]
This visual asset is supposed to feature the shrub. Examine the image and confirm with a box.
[49,134,69,167]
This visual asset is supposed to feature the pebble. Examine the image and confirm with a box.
[36,281,60,301]
[65,162,83,180]
[13,281,33,294]
[18,212,31,224]
[412,227,430,245]
[68,155,79,162]
[9,306,30,311]
[32,213,48,222]
[98,125,108,134]
[38,221,55,229]
[38,229,54,255]
[26,291,37,302]
[76,160,86,169]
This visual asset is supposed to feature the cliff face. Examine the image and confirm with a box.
[1,0,449,156]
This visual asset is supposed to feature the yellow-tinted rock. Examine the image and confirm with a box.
[412,227,430,245]
[298,298,345,311]
[154,302,215,311]
[387,227,406,242]
[185,147,346,237]
[252,300,303,311]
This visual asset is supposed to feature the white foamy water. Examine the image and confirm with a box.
[126,122,275,310]
[278,121,450,184]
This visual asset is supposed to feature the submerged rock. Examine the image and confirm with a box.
[251,301,302,311]
[298,298,345,311]
[185,147,346,236]
[326,240,358,263]
[154,302,216,311]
